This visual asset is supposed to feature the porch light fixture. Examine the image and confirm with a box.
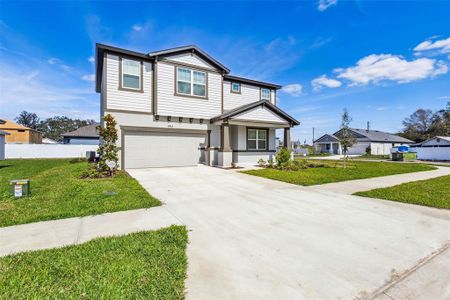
[189,118,194,123]
[167,116,171,122]
[199,119,203,124]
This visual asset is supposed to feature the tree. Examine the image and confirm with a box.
[401,109,434,142]
[38,116,97,142]
[339,109,356,169]
[15,111,40,130]
[429,102,450,137]
[97,114,119,176]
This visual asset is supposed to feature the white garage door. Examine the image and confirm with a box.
[124,130,206,169]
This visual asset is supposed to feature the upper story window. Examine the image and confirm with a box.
[121,58,141,90]
[231,82,241,94]
[176,67,207,98]
[261,88,271,100]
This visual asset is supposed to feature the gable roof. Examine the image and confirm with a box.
[62,124,100,138]
[334,128,414,143]
[210,100,300,126]
[0,119,39,132]
[314,134,340,143]
[95,43,281,93]
[148,45,230,74]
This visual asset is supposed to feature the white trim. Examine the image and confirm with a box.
[176,66,207,97]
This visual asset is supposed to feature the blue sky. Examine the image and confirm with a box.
[1,1,449,143]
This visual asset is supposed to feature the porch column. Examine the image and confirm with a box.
[284,127,291,150]
[218,123,233,167]
[221,124,232,152]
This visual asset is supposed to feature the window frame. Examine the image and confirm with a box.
[260,88,271,101]
[246,128,269,151]
[119,57,143,92]
[175,66,208,99]
[230,82,241,94]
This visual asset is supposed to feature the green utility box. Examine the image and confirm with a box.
[391,152,417,161]
[10,179,30,197]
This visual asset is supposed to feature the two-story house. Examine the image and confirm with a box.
[95,44,299,169]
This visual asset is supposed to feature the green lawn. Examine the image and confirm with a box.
[0,225,188,299]
[354,175,450,209]
[353,154,390,160]
[242,160,436,186]
[0,159,160,227]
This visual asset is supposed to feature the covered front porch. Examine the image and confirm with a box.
[314,134,342,155]
[205,100,299,167]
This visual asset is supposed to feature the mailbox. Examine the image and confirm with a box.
[10,179,30,197]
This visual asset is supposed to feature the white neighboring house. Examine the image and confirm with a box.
[314,128,414,155]
[95,44,299,169]
[410,136,450,161]
[0,130,10,160]
[62,124,100,145]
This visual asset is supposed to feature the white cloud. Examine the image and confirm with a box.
[335,54,448,85]
[375,106,387,111]
[318,0,337,12]
[311,75,342,91]
[132,24,143,32]
[414,37,450,55]
[81,74,95,82]
[88,56,95,64]
[47,58,61,65]
[281,83,303,96]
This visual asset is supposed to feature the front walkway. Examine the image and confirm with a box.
[309,166,450,195]
[0,207,180,256]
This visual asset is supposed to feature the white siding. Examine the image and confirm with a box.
[5,144,98,159]
[370,142,396,155]
[106,53,153,113]
[209,125,221,148]
[422,137,450,146]
[0,135,5,160]
[162,53,217,71]
[232,106,288,124]
[412,147,450,161]
[156,61,222,119]
[223,82,263,111]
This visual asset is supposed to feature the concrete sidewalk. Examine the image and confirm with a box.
[309,166,450,195]
[0,207,181,257]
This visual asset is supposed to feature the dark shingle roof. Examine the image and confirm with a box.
[62,124,99,138]
[334,128,414,143]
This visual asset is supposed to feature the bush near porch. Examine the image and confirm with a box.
[0,159,160,227]
[242,159,436,186]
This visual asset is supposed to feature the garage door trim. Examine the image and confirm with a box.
[120,126,207,170]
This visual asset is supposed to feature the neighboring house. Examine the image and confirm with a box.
[0,119,42,144]
[314,128,413,155]
[0,130,10,160]
[62,124,100,145]
[95,44,299,169]
[410,136,450,161]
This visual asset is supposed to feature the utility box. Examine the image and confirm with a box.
[10,179,30,197]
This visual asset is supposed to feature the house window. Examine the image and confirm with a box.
[247,128,267,150]
[261,88,271,100]
[17,129,25,132]
[176,67,207,97]
[121,58,141,90]
[231,82,241,93]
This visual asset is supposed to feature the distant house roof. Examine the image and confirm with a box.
[345,128,414,143]
[314,134,340,143]
[0,119,40,132]
[210,100,300,126]
[62,124,100,138]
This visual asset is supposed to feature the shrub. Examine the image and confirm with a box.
[97,114,119,177]
[365,146,371,155]
[275,147,291,166]
[267,158,274,168]
[257,158,266,167]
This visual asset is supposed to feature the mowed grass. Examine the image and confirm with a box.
[354,175,450,209]
[0,159,160,227]
[242,160,436,186]
[0,225,188,299]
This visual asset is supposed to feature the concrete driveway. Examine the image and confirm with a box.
[128,165,450,299]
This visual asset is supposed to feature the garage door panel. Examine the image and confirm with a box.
[124,131,206,169]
